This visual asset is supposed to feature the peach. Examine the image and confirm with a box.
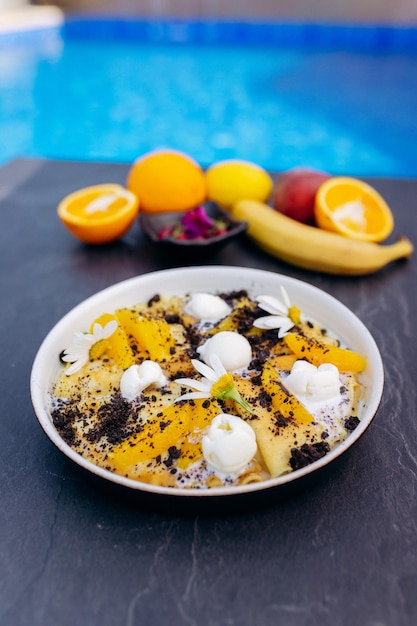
[273,167,331,225]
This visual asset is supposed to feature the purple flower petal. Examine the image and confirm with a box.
[181,206,216,238]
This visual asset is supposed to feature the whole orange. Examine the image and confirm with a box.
[126,149,207,213]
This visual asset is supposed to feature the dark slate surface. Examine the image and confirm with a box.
[1,158,416,626]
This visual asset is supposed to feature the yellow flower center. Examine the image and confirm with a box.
[210,373,253,414]
[211,373,235,398]
[89,338,107,360]
[288,305,301,325]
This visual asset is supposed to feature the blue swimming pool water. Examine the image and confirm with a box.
[1,19,417,176]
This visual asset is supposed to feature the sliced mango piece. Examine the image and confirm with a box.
[261,363,314,425]
[283,332,366,372]
[89,313,135,369]
[268,353,298,372]
[176,440,204,470]
[233,370,322,478]
[108,399,220,473]
[116,308,175,361]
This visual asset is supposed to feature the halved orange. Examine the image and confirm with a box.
[314,177,394,242]
[126,149,207,213]
[57,184,139,244]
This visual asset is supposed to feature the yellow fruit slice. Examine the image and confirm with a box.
[283,333,366,373]
[126,149,207,213]
[261,363,314,425]
[314,177,394,242]
[115,309,175,361]
[205,159,273,209]
[57,183,139,244]
[108,399,219,472]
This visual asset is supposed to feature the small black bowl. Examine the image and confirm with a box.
[139,202,247,254]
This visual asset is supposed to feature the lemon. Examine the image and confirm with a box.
[205,160,273,209]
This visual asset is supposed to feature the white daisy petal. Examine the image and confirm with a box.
[91,323,104,338]
[72,330,91,343]
[191,358,219,383]
[256,294,287,315]
[102,319,118,338]
[208,353,227,377]
[61,351,81,363]
[175,391,210,402]
[277,319,295,338]
[64,356,88,375]
[253,315,289,330]
[175,378,210,393]
[280,286,291,309]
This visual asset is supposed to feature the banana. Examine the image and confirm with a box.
[231,199,414,275]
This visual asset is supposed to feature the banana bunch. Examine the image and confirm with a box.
[231,199,413,275]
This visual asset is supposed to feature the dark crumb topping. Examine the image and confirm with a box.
[249,349,271,371]
[289,441,331,471]
[257,389,273,409]
[86,395,139,445]
[51,400,80,446]
[165,313,180,324]
[273,412,289,429]
[219,289,248,302]
[344,416,360,431]
[147,294,161,307]
[163,446,181,468]
[233,305,259,333]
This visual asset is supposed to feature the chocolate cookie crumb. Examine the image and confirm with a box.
[344,416,360,431]
[86,395,135,445]
[289,441,331,470]
[147,294,161,307]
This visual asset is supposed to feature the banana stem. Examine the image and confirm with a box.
[387,236,414,261]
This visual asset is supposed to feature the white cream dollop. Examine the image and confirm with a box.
[185,293,230,322]
[120,361,168,401]
[202,413,257,475]
[284,360,341,405]
[197,331,252,372]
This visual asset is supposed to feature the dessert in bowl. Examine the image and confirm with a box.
[30,266,383,499]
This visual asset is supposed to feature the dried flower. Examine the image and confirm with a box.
[158,205,228,241]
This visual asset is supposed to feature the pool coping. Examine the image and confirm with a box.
[0,6,64,34]
[1,11,417,50]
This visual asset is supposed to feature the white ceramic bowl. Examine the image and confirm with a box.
[30,266,384,501]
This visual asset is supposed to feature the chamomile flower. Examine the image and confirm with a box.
[253,287,301,339]
[61,319,118,375]
[175,354,253,414]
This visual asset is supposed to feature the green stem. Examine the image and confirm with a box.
[224,387,253,415]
